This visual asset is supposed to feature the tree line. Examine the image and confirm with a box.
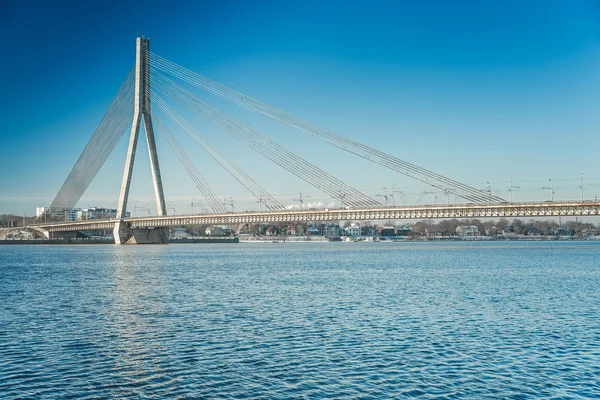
[409,218,597,236]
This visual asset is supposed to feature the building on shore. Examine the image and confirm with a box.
[345,224,361,237]
[456,225,480,236]
[170,227,188,239]
[205,226,232,236]
[306,225,321,236]
[77,207,129,220]
[36,206,130,222]
[379,226,397,237]
[396,226,412,236]
[36,207,81,222]
[323,224,342,237]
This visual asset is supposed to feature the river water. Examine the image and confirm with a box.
[0,242,599,398]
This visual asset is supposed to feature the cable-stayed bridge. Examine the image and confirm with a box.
[31,36,600,244]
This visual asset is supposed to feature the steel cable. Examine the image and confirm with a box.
[51,67,135,209]
[151,93,284,211]
[152,69,380,208]
[151,53,503,204]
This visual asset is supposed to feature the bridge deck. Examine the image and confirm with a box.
[32,201,600,232]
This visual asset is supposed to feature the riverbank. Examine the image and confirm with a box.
[0,238,113,245]
[0,237,240,245]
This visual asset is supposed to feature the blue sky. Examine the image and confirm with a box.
[1,0,599,215]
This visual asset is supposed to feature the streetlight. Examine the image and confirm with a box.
[591,184,600,201]
[256,193,265,212]
[167,202,176,215]
[133,202,151,216]
[191,199,203,214]
[542,179,554,202]
[445,187,456,205]
[394,191,404,206]
[509,177,520,204]
[424,191,437,205]
[293,191,310,208]
[223,197,234,212]
[385,185,403,206]
[376,193,389,207]
[335,192,349,209]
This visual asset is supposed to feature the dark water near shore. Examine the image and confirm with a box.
[1,242,599,398]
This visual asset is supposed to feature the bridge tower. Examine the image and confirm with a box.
[114,36,168,244]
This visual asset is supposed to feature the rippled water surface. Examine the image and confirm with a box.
[1,242,599,398]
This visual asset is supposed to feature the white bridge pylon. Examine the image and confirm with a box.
[114,36,167,244]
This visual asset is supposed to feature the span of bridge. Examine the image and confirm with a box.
[37,36,598,244]
[32,201,600,239]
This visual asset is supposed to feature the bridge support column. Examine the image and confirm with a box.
[113,221,168,245]
[31,228,80,240]
[54,231,79,240]
[31,227,51,239]
[115,36,167,221]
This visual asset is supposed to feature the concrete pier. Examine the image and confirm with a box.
[114,36,167,244]
[113,221,168,244]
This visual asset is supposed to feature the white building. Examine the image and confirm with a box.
[205,226,232,236]
[36,207,80,222]
[456,225,480,236]
[76,207,126,220]
[345,224,361,237]
[36,206,130,222]
[323,224,342,237]
[170,227,188,239]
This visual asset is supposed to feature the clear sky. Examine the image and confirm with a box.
[1,0,599,216]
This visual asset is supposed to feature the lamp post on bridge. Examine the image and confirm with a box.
[335,192,349,209]
[391,187,403,206]
[591,184,600,201]
[509,177,520,204]
[293,191,310,208]
[133,202,152,216]
[167,202,176,215]
[542,179,554,202]
[383,185,403,206]
[445,187,455,205]
[223,197,234,213]
[376,193,389,207]
[424,191,437,205]
[256,193,265,212]
[191,200,204,215]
